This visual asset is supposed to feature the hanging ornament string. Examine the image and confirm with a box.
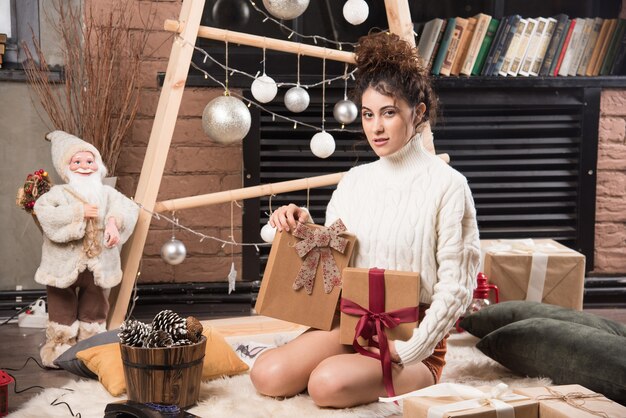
[334,62,358,127]
[247,0,357,50]
[230,200,236,245]
[224,38,230,95]
[321,56,326,131]
[343,62,349,100]
[297,52,301,87]
[262,46,267,74]
[306,178,310,210]
[310,56,336,159]
[227,200,237,293]
[267,193,275,216]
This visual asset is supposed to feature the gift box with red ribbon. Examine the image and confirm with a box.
[255,220,356,330]
[339,267,420,397]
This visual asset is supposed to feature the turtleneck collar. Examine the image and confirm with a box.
[377,132,434,173]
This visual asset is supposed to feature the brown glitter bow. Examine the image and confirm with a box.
[292,219,349,294]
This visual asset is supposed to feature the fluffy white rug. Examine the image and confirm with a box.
[8,332,550,418]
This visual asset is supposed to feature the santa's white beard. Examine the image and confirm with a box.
[66,170,106,215]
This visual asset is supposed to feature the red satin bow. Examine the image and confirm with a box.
[340,268,418,398]
[292,219,348,294]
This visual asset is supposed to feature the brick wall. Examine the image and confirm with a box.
[595,90,626,274]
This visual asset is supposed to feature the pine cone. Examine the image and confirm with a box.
[172,339,193,346]
[185,316,203,343]
[118,319,152,347]
[144,330,174,348]
[152,310,187,341]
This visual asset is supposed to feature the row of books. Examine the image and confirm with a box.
[416,14,626,77]
[0,33,6,69]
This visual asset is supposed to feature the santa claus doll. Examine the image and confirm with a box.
[34,130,139,367]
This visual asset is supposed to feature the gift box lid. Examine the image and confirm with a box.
[480,239,584,259]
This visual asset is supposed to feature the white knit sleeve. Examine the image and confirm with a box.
[395,181,480,365]
[324,170,351,227]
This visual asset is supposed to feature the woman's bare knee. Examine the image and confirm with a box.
[307,366,349,408]
[250,351,286,396]
[250,349,304,397]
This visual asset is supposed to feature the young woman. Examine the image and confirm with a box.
[250,32,480,408]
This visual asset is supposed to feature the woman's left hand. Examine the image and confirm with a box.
[365,335,402,365]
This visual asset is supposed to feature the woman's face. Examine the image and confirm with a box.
[361,87,421,157]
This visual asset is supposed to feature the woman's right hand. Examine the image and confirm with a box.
[269,204,309,232]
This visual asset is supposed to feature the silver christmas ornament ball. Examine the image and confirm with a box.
[251,74,278,103]
[161,239,187,265]
[310,131,336,159]
[284,86,310,113]
[260,222,277,243]
[343,0,369,25]
[262,0,310,20]
[202,95,251,144]
[333,99,358,124]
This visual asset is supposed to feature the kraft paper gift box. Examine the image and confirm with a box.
[340,267,420,397]
[255,219,356,331]
[390,383,538,418]
[339,267,420,346]
[480,239,585,310]
[514,385,626,418]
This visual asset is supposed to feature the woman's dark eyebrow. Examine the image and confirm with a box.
[361,105,398,112]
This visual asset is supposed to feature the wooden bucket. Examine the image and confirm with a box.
[120,336,206,408]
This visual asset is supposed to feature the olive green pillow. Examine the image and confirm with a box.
[476,317,626,404]
[459,301,626,339]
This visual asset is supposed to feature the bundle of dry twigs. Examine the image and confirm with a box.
[22,0,155,176]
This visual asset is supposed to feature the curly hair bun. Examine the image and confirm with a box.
[352,31,437,124]
[355,31,425,79]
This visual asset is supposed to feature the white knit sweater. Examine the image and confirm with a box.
[325,134,480,365]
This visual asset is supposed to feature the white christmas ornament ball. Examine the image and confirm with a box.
[333,99,358,124]
[262,0,309,20]
[202,95,251,144]
[251,74,278,103]
[284,86,310,113]
[310,131,335,159]
[260,222,277,243]
[161,239,187,265]
[343,0,369,25]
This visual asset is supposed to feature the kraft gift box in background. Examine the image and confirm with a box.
[339,267,420,345]
[255,220,356,330]
[514,384,626,418]
[480,239,585,310]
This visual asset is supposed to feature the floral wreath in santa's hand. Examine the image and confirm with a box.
[16,169,53,213]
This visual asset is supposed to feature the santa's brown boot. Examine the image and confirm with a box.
[40,320,79,368]
[77,320,107,341]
